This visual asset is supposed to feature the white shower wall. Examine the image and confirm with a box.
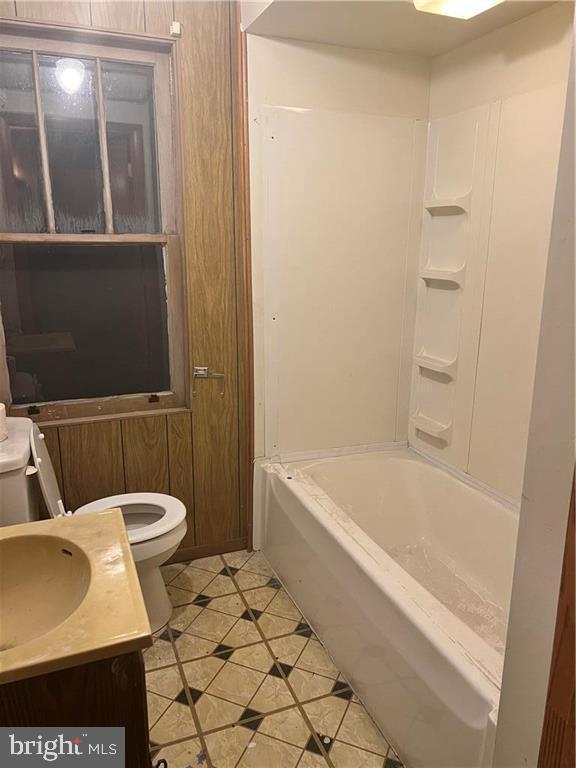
[410,3,572,499]
[249,3,572,500]
[249,38,430,459]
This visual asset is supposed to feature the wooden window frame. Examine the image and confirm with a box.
[0,26,187,422]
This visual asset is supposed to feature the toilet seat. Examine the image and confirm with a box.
[75,493,186,545]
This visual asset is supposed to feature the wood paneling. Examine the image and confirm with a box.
[144,0,172,34]
[121,415,169,493]
[15,1,90,24]
[539,475,575,768]
[7,0,254,556]
[90,0,145,32]
[167,411,195,547]
[59,420,125,509]
[176,0,240,546]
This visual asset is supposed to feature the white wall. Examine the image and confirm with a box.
[249,37,430,459]
[241,0,273,30]
[493,49,574,767]
[409,3,572,499]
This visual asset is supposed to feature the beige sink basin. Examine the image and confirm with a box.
[0,535,91,651]
[0,509,151,684]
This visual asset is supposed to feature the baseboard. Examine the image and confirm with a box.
[168,537,248,564]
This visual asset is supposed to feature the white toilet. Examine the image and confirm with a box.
[0,417,187,632]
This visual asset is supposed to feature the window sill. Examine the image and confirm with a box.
[9,398,189,427]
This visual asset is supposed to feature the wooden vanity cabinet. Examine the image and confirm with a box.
[0,650,152,768]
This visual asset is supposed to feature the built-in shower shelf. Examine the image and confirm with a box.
[424,193,470,215]
[411,413,452,442]
[420,265,465,286]
[414,353,457,378]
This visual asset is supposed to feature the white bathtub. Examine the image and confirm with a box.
[262,448,519,768]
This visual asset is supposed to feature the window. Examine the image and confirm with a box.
[0,31,184,419]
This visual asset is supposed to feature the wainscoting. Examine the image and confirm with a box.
[41,412,246,557]
[4,0,253,560]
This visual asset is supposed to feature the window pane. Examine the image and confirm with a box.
[102,62,160,233]
[0,51,46,232]
[1,244,170,404]
[39,56,105,234]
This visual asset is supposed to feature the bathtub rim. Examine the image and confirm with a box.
[264,450,511,705]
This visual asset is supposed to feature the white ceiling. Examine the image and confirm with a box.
[242,0,556,57]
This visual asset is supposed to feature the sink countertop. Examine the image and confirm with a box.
[0,509,152,685]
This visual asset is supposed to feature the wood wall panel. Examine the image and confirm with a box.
[176,0,240,545]
[90,0,145,32]
[6,0,253,557]
[59,421,125,509]
[144,0,172,34]
[121,415,169,493]
[15,1,91,24]
[167,411,195,547]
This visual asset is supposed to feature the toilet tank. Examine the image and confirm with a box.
[0,417,40,526]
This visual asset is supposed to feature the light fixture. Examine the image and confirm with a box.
[413,0,506,20]
[55,58,85,95]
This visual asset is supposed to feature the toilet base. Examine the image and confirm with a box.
[136,564,173,633]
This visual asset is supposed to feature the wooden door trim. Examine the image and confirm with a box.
[538,472,575,768]
[230,0,254,551]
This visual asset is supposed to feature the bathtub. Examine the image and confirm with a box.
[261,448,519,768]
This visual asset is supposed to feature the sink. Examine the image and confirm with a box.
[0,509,151,684]
[0,535,91,651]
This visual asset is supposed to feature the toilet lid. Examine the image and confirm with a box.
[30,423,66,518]
[75,493,186,544]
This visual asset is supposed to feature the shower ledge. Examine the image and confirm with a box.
[411,413,452,442]
[424,192,470,215]
[414,353,457,379]
[420,265,465,286]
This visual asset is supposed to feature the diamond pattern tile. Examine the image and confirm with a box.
[337,702,389,755]
[296,638,339,679]
[173,632,217,663]
[166,584,197,607]
[149,700,196,744]
[266,589,303,620]
[142,635,177,671]
[190,554,225,574]
[205,660,266,705]
[236,731,302,768]
[185,606,237,642]
[145,549,403,768]
[171,566,215,593]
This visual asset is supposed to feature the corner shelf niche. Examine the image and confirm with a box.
[411,413,452,442]
[414,353,457,379]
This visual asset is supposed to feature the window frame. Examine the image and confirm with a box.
[0,27,187,421]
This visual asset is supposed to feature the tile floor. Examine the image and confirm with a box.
[147,550,404,768]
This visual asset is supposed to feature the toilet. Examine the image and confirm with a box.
[0,417,187,632]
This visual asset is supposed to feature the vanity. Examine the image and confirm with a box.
[0,509,153,768]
